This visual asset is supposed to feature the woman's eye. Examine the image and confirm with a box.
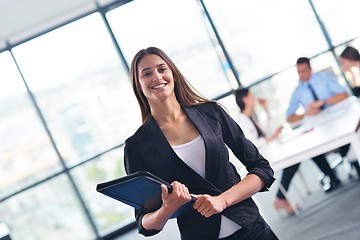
[142,72,151,77]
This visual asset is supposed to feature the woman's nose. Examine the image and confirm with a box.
[154,72,162,81]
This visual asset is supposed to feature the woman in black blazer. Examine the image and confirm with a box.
[124,47,279,240]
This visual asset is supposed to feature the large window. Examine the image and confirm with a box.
[0,52,62,198]
[203,0,329,86]
[0,175,94,240]
[12,13,140,167]
[106,0,233,99]
[313,0,360,45]
[70,147,133,235]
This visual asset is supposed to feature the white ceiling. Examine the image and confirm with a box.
[0,0,122,49]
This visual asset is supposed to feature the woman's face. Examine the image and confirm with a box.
[137,54,175,103]
[245,91,256,108]
[340,57,355,72]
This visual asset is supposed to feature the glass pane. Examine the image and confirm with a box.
[313,0,360,45]
[239,52,349,128]
[106,0,232,99]
[0,52,62,198]
[71,146,134,235]
[0,175,94,240]
[12,13,141,167]
[204,0,329,86]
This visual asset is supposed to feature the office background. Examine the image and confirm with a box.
[0,0,360,239]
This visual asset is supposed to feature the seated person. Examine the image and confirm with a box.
[287,57,352,162]
[233,88,282,148]
[283,57,351,197]
[234,87,342,215]
[339,46,360,97]
[339,46,360,179]
[345,137,360,180]
[286,57,348,122]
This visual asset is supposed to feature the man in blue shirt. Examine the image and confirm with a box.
[287,57,348,122]
[274,57,350,215]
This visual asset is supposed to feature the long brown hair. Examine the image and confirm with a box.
[130,47,211,123]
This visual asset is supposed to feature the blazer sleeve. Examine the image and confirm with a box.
[215,104,275,190]
[124,137,162,237]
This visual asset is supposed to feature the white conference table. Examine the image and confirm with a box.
[254,96,360,215]
[259,96,360,172]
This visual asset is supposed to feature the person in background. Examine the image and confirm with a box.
[284,57,350,193]
[286,57,348,123]
[339,46,360,179]
[234,87,341,215]
[124,47,279,240]
[339,46,360,97]
[233,88,283,148]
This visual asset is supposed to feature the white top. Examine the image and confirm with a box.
[172,135,206,177]
[172,135,241,238]
[234,112,267,148]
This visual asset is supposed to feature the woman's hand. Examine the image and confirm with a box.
[160,181,192,215]
[258,98,267,108]
[266,126,284,142]
[192,194,227,218]
[141,181,191,230]
[191,174,265,219]
[141,181,191,231]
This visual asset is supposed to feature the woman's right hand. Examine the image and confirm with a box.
[266,126,283,142]
[141,181,192,231]
[160,181,192,215]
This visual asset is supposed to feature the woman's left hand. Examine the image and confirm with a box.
[192,194,227,218]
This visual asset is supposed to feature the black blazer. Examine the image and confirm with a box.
[124,102,275,240]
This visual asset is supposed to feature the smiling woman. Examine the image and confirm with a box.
[1,0,360,239]
[130,47,210,123]
[137,54,176,104]
[123,47,279,240]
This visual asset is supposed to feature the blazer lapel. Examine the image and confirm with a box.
[143,110,221,195]
[183,106,218,183]
[143,117,199,179]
